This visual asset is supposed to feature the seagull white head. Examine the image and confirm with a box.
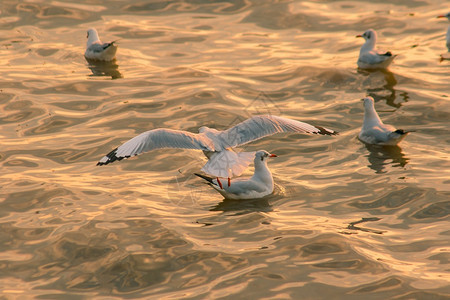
[437,12,450,20]
[362,96,375,108]
[255,150,277,162]
[357,29,377,43]
[86,28,100,45]
[356,29,379,56]
[87,28,98,38]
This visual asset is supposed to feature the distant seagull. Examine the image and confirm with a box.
[359,97,412,145]
[85,28,117,61]
[356,29,396,69]
[195,150,276,200]
[437,12,450,52]
[97,115,337,178]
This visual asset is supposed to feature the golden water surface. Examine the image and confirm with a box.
[0,0,449,299]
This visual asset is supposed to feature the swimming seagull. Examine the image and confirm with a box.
[85,28,117,61]
[97,115,337,178]
[437,12,450,52]
[356,29,397,69]
[359,97,412,145]
[195,150,276,200]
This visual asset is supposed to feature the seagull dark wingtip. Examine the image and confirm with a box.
[96,159,112,166]
[394,129,415,135]
[102,41,117,50]
[96,147,121,166]
[314,125,338,136]
[394,129,407,135]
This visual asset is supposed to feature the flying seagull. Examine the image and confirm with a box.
[97,115,337,178]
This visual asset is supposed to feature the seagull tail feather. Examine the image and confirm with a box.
[194,173,215,184]
[394,129,415,135]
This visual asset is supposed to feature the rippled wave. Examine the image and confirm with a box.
[0,0,449,298]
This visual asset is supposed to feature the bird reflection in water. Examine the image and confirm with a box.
[210,196,274,215]
[209,183,285,214]
[345,217,385,235]
[358,68,409,109]
[363,143,409,174]
[85,58,122,79]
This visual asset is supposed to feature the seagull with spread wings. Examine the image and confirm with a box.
[97,115,337,181]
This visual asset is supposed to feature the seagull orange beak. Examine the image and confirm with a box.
[269,154,277,157]
[437,15,445,18]
[356,34,363,38]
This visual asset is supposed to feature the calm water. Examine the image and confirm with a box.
[0,0,449,299]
